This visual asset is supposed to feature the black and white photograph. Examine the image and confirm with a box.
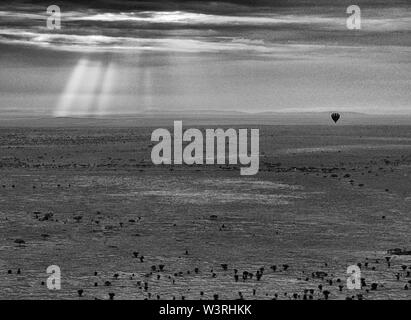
[0,0,410,309]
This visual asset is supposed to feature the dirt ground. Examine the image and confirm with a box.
[0,124,410,300]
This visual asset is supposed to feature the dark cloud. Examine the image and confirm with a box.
[1,0,410,52]
[7,0,411,13]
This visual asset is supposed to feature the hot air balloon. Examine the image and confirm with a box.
[331,112,340,123]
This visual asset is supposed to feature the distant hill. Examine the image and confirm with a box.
[1,110,411,127]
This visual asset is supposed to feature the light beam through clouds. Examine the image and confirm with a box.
[71,60,103,116]
[54,58,88,117]
[95,63,116,116]
[55,59,118,117]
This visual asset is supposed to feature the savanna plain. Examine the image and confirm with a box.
[1,121,410,300]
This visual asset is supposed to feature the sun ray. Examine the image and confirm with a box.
[70,61,103,116]
[142,67,153,111]
[54,59,88,117]
[95,63,116,116]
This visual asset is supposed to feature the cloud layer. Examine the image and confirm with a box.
[0,1,410,53]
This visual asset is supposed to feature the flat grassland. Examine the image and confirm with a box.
[1,123,410,300]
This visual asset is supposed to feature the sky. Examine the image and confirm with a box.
[0,0,410,117]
